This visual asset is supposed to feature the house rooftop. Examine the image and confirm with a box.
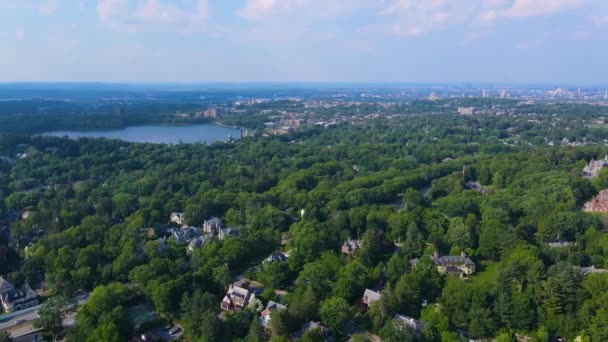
[362,288,381,305]
[0,276,15,294]
[394,314,424,332]
[430,253,475,266]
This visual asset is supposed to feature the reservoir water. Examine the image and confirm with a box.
[43,123,242,144]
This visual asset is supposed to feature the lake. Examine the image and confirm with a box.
[43,123,243,144]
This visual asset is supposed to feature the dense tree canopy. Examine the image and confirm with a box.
[2,99,608,341]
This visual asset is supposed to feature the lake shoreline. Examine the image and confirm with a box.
[42,123,243,145]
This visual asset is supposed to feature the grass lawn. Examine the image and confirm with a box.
[470,261,499,286]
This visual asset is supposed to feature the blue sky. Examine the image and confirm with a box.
[0,0,607,84]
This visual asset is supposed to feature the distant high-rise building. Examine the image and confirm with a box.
[500,90,507,99]
[604,90,608,100]
[481,89,489,98]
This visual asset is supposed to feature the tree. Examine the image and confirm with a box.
[87,321,122,342]
[289,286,318,321]
[300,328,325,342]
[369,285,394,332]
[319,297,351,331]
[258,261,289,290]
[539,262,582,328]
[151,279,184,318]
[445,217,473,249]
[0,332,12,342]
[73,283,132,341]
[332,260,368,301]
[386,253,408,282]
[394,272,422,317]
[378,320,417,342]
[359,228,384,266]
[34,295,73,341]
[270,309,293,337]
[420,304,449,342]
[247,316,263,342]
[199,310,220,342]
[180,290,218,339]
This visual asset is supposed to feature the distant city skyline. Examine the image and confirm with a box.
[1,0,608,84]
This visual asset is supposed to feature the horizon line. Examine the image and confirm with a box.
[1,81,607,88]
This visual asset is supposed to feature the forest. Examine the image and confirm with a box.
[2,102,608,342]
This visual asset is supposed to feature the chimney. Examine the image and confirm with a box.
[433,251,439,258]
[460,250,466,257]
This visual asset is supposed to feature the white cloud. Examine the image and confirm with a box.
[15,27,25,41]
[478,10,497,24]
[38,0,60,15]
[372,0,595,37]
[590,15,608,25]
[505,0,585,17]
[96,0,209,33]
[375,0,479,36]
[0,0,60,15]
[239,0,278,20]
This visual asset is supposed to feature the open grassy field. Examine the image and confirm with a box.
[470,261,499,286]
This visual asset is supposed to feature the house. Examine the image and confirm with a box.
[260,300,287,328]
[171,226,200,244]
[0,276,14,293]
[0,277,39,313]
[393,314,424,333]
[170,212,185,225]
[292,321,331,340]
[583,189,608,212]
[142,227,156,238]
[202,217,223,234]
[221,284,255,312]
[187,236,207,253]
[582,156,608,178]
[546,240,577,249]
[578,265,608,276]
[411,251,476,276]
[362,288,381,307]
[341,239,362,254]
[21,210,34,221]
[153,236,169,252]
[265,252,288,263]
[219,227,239,240]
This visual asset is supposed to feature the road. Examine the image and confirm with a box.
[0,292,89,338]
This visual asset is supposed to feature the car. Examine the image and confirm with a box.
[15,319,27,325]
[168,326,181,335]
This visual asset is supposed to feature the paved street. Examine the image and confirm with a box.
[0,292,89,338]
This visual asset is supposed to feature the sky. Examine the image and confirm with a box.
[0,0,608,84]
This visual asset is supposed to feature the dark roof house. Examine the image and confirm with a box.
[171,226,200,244]
[411,251,475,276]
[265,252,288,263]
[341,239,362,254]
[0,279,39,313]
[202,217,223,234]
[219,227,240,240]
[292,321,331,340]
[260,300,287,327]
[187,236,207,253]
